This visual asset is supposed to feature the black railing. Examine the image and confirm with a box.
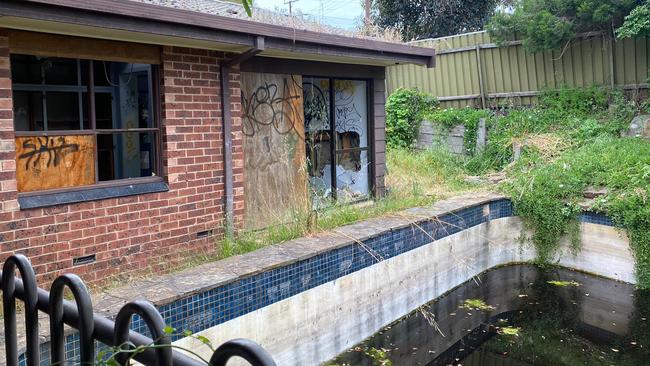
[1,254,277,366]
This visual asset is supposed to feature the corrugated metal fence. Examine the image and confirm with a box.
[387,31,650,108]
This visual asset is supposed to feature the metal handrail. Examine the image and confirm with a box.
[1,254,277,366]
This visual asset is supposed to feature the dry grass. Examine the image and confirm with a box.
[511,133,572,162]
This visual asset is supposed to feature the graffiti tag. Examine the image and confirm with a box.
[18,136,80,170]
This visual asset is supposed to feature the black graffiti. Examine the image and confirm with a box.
[333,81,363,135]
[302,81,329,131]
[242,77,302,138]
[18,136,80,170]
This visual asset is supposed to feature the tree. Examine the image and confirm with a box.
[371,0,503,42]
[617,0,650,38]
[486,0,646,52]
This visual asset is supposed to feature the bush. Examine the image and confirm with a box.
[385,88,438,148]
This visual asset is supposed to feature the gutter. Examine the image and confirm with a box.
[220,36,265,238]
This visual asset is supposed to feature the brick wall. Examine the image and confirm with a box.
[0,37,244,286]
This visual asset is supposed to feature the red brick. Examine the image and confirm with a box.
[0,41,243,287]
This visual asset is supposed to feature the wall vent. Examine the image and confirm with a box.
[197,230,211,238]
[72,254,96,266]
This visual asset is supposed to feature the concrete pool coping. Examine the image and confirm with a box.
[92,191,508,317]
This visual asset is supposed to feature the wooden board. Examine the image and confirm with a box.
[15,135,96,192]
[8,30,161,65]
[241,73,308,229]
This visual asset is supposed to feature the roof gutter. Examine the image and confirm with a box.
[220,36,265,237]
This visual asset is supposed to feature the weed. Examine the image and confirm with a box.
[461,298,496,311]
[506,137,650,288]
[547,280,581,287]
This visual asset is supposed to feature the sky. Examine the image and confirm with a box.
[253,0,363,29]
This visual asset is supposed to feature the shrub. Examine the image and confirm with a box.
[385,88,438,148]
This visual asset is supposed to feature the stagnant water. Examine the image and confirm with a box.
[326,265,650,366]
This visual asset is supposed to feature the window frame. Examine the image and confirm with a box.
[12,55,165,197]
[303,76,373,202]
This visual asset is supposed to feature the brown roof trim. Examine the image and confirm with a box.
[6,0,435,66]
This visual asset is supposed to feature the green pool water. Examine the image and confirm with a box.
[325,265,650,366]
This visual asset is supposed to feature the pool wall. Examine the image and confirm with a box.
[172,195,635,365]
[15,194,634,365]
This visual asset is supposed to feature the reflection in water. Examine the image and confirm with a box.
[326,265,650,366]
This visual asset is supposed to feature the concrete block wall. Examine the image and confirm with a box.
[415,121,466,154]
[0,34,245,286]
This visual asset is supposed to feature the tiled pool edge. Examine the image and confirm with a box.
[14,192,623,364]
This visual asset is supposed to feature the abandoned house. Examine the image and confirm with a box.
[0,0,435,285]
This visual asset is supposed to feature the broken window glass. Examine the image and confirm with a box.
[303,78,370,205]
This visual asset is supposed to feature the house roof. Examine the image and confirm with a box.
[132,0,332,31]
[0,0,436,67]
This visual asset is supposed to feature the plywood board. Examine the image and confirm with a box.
[16,135,96,192]
[241,73,308,229]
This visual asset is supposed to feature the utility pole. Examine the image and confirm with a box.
[364,0,371,26]
[285,0,298,17]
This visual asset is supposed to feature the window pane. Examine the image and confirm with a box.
[97,132,157,181]
[43,58,78,85]
[303,78,330,132]
[93,61,111,87]
[95,92,113,129]
[45,92,81,130]
[306,130,333,205]
[336,149,370,201]
[81,93,90,130]
[13,91,44,131]
[95,62,153,129]
[334,80,368,149]
[303,77,332,204]
[11,55,42,84]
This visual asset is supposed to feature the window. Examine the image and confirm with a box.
[303,78,370,205]
[11,55,161,193]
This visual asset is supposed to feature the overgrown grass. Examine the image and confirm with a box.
[465,87,633,174]
[386,147,473,198]
[384,86,650,288]
[218,147,472,259]
[496,88,650,287]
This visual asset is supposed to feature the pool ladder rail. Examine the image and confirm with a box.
[1,254,277,366]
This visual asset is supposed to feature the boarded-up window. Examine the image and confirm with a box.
[11,55,160,193]
[241,73,308,228]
